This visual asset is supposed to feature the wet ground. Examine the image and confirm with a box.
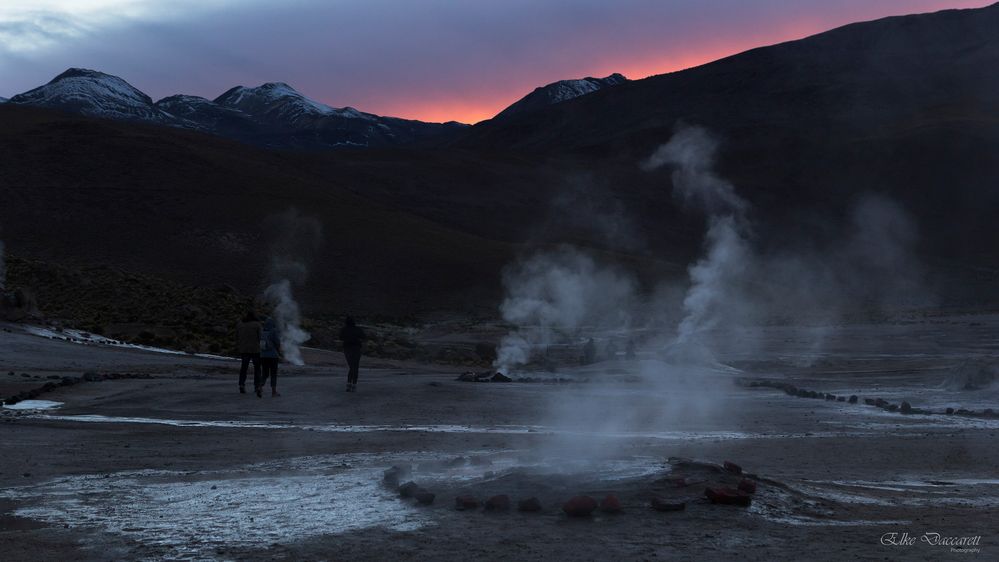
[1,315,997,560]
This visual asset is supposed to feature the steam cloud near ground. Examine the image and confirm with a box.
[491,124,930,457]
[262,209,322,366]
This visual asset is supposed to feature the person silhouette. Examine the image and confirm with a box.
[236,311,262,395]
[340,316,366,392]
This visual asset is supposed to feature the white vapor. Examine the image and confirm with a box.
[263,208,322,367]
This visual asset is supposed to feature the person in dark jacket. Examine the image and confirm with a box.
[259,317,282,397]
[236,311,262,395]
[339,316,366,392]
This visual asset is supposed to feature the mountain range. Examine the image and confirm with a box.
[2,2,999,331]
[2,68,629,150]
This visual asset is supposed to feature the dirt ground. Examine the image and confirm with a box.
[1,317,997,561]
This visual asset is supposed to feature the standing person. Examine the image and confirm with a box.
[339,316,366,392]
[236,311,262,395]
[259,317,282,397]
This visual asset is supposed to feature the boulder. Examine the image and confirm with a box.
[836,396,846,402]
[723,461,742,475]
[398,481,420,498]
[825,394,836,401]
[484,494,511,511]
[414,490,436,505]
[848,395,859,404]
[650,496,686,512]
[737,479,757,494]
[562,496,598,517]
[864,398,876,405]
[491,373,512,382]
[600,494,622,513]
[946,407,955,415]
[455,495,479,511]
[887,404,899,412]
[517,497,542,512]
[900,401,912,414]
[704,487,752,507]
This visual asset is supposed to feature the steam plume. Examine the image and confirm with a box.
[493,247,635,374]
[263,209,322,366]
[645,125,751,362]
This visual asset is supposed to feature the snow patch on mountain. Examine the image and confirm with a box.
[215,82,373,126]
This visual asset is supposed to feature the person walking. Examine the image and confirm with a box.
[236,311,262,395]
[259,317,282,397]
[339,316,366,392]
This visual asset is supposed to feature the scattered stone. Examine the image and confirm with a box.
[723,461,742,475]
[704,487,752,507]
[864,398,876,406]
[562,495,598,517]
[737,479,757,494]
[875,398,887,408]
[825,394,836,401]
[517,497,542,512]
[414,490,436,505]
[848,395,858,404]
[455,495,479,511]
[887,404,899,412]
[600,494,622,513]
[900,401,912,414]
[650,496,686,512]
[836,396,846,402]
[946,407,955,415]
[398,481,420,498]
[484,494,510,511]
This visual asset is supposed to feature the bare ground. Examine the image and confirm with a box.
[1,318,997,561]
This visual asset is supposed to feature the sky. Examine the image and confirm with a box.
[0,0,990,123]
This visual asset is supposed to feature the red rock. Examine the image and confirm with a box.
[737,479,757,494]
[517,497,542,512]
[484,494,511,511]
[600,494,622,513]
[704,487,752,506]
[562,495,598,517]
[455,495,479,510]
[650,496,686,512]
[723,461,742,474]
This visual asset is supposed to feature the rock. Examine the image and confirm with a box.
[825,394,836,401]
[875,398,887,408]
[848,395,858,404]
[398,481,420,498]
[517,497,542,512]
[887,404,899,412]
[723,461,742,475]
[600,494,622,513]
[455,495,479,511]
[456,373,477,382]
[650,496,686,512]
[562,495,598,517]
[484,494,510,511]
[946,407,955,415]
[704,487,752,507]
[414,490,436,505]
[82,372,101,382]
[836,396,846,402]
[491,372,512,382]
[900,401,912,414]
[737,479,757,494]
[984,408,996,418]
[383,465,410,486]
[864,398,876,405]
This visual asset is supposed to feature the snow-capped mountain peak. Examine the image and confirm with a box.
[495,73,628,119]
[9,68,173,122]
[214,82,372,125]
